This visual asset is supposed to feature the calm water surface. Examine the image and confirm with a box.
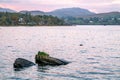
[0,26,120,80]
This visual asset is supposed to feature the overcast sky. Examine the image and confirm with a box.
[0,0,120,13]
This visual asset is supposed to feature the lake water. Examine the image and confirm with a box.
[0,25,120,80]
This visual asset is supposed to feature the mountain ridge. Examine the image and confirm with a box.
[18,7,95,17]
[0,7,120,18]
[20,10,45,16]
[0,7,16,13]
[46,7,95,17]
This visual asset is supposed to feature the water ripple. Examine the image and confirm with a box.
[0,26,120,80]
[77,71,113,75]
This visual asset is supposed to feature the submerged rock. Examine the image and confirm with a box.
[80,44,83,46]
[13,58,35,68]
[35,51,69,66]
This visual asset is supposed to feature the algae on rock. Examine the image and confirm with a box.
[35,51,69,66]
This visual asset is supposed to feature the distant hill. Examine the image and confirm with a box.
[19,10,45,16]
[0,7,120,25]
[65,11,120,25]
[19,7,95,17]
[1,7,119,18]
[0,7,16,13]
[81,12,120,18]
[47,7,95,17]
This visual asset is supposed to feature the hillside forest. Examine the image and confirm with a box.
[0,12,64,26]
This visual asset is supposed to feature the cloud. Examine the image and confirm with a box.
[0,0,19,3]
[70,0,120,13]
[0,0,120,13]
[96,4,120,13]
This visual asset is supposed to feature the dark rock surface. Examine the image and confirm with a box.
[80,44,83,46]
[13,58,35,68]
[35,51,69,66]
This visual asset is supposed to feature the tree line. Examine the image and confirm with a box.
[0,12,120,26]
[0,12,65,26]
[63,16,120,25]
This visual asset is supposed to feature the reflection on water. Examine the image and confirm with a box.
[37,65,50,72]
[0,26,120,80]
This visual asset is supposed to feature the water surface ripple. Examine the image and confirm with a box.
[0,26,120,80]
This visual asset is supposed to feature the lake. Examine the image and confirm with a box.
[0,25,120,80]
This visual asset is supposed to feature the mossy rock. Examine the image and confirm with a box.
[35,51,70,65]
[37,51,49,57]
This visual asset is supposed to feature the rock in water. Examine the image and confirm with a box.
[13,58,35,68]
[35,51,69,66]
[80,44,83,46]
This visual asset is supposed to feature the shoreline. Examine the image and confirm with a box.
[0,24,120,27]
[0,25,120,27]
